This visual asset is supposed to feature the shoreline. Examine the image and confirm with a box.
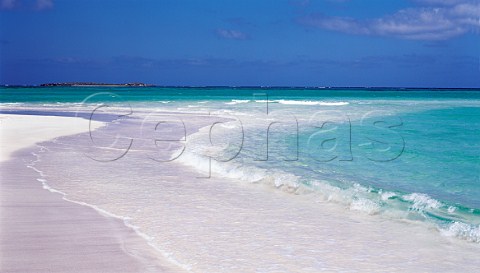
[2,108,480,272]
[0,114,105,163]
[0,114,182,272]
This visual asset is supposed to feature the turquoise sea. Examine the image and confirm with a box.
[1,86,480,245]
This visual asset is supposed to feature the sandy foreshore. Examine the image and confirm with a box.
[0,114,182,272]
[0,114,104,163]
[2,111,480,272]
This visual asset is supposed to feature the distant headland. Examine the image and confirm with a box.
[40,82,152,87]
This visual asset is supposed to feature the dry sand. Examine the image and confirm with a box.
[0,114,182,272]
[0,114,103,163]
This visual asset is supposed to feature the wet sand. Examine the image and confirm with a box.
[0,114,182,272]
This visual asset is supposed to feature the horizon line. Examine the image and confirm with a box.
[1,84,480,90]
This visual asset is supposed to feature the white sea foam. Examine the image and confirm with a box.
[225,99,250,105]
[403,193,442,211]
[380,191,397,201]
[447,206,457,213]
[0,102,24,106]
[350,198,381,215]
[276,100,349,106]
[177,149,301,193]
[441,222,480,243]
[177,130,386,215]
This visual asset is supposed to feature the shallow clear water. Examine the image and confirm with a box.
[2,87,480,229]
[2,87,480,270]
[172,97,480,241]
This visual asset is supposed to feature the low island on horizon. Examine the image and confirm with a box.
[22,83,478,90]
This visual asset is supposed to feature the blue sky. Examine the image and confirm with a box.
[1,0,479,87]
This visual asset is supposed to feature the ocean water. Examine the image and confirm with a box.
[2,87,480,271]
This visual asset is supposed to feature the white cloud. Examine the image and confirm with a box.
[0,0,53,10]
[1,0,17,9]
[451,3,480,17]
[36,0,53,10]
[216,29,249,40]
[414,0,465,5]
[300,0,480,40]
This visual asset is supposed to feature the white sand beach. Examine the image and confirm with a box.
[0,114,182,272]
[0,114,103,163]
